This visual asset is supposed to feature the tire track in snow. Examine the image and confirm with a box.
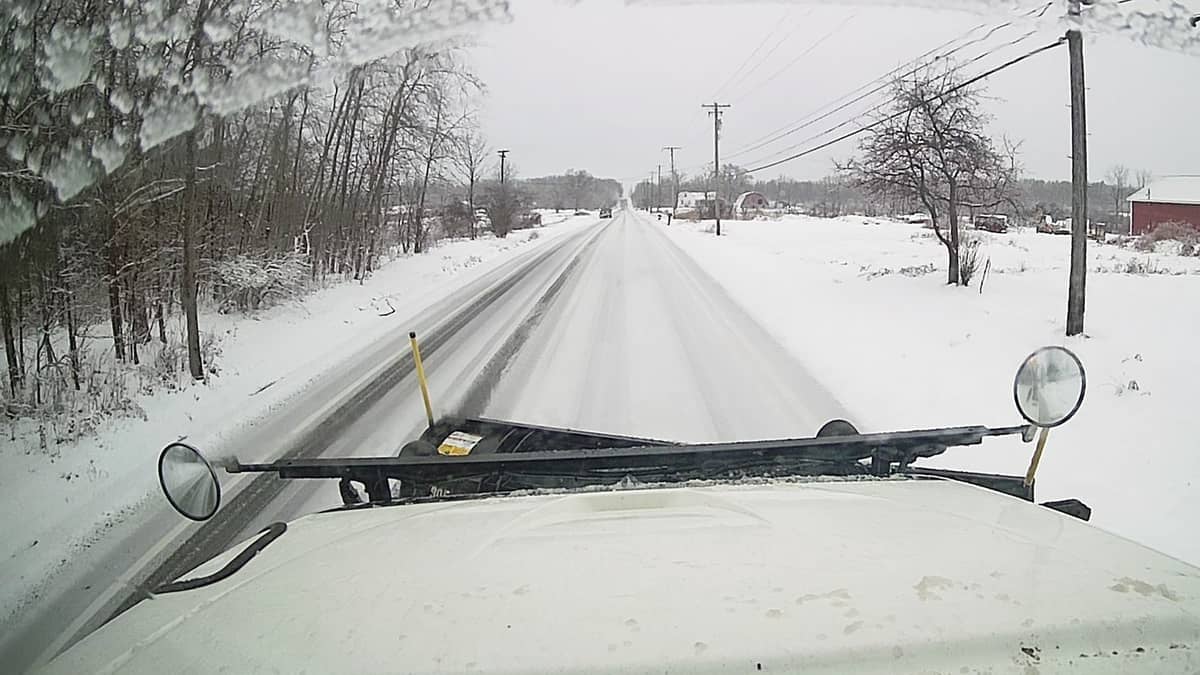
[455,223,610,418]
[574,214,635,432]
[485,210,847,443]
[641,212,849,436]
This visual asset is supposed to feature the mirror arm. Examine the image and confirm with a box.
[984,424,1032,438]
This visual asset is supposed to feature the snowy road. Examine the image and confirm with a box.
[487,209,847,441]
[15,208,848,671]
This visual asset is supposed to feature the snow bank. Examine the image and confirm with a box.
[663,215,1200,565]
[0,218,591,623]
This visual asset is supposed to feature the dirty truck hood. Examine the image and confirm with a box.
[41,478,1200,673]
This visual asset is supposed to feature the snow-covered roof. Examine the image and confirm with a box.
[1126,176,1200,206]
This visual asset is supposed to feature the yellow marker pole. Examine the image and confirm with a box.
[1023,427,1050,487]
[409,331,434,427]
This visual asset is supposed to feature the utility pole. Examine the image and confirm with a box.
[496,149,510,236]
[656,164,662,214]
[1065,1,1087,336]
[702,102,730,235]
[663,145,680,216]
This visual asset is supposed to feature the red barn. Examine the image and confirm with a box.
[1127,176,1200,235]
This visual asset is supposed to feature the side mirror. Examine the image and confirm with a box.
[1013,346,1086,427]
[158,442,222,521]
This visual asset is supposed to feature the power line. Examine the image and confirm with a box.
[731,12,858,105]
[663,2,1056,180]
[737,26,1045,169]
[725,1,1053,161]
[726,28,987,156]
[709,7,798,101]
[713,13,814,103]
[742,37,1067,174]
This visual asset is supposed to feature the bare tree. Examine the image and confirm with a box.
[452,127,490,239]
[1136,169,1153,190]
[487,164,521,238]
[847,62,1019,286]
[566,170,591,211]
[1105,165,1131,221]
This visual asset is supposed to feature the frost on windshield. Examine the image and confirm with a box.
[0,0,509,244]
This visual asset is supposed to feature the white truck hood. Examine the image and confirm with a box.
[40,477,1200,674]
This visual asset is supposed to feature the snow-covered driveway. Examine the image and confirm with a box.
[487,209,847,442]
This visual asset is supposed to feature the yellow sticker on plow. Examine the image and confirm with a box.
[438,431,483,456]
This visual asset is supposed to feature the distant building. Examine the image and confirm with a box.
[675,191,729,219]
[732,191,769,219]
[1126,176,1200,235]
[675,191,715,210]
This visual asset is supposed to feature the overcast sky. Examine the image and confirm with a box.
[467,0,1198,188]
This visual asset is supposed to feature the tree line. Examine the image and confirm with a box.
[0,0,519,441]
[520,170,622,211]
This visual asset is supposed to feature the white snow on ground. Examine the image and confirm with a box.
[661,213,1200,566]
[0,215,590,623]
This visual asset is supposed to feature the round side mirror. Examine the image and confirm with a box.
[1013,346,1086,428]
[158,442,221,521]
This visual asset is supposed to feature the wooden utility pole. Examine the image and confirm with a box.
[656,164,662,213]
[1066,1,1087,336]
[496,149,510,236]
[702,102,730,235]
[663,145,680,216]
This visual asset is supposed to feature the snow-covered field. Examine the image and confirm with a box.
[0,215,591,626]
[662,213,1200,566]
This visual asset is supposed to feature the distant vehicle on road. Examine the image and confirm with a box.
[599,207,612,218]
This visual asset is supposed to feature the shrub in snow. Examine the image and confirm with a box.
[1134,236,1156,252]
[211,252,311,313]
[958,234,983,286]
[1154,239,1186,256]
[1136,221,1199,255]
[1123,258,1160,275]
[859,263,937,280]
